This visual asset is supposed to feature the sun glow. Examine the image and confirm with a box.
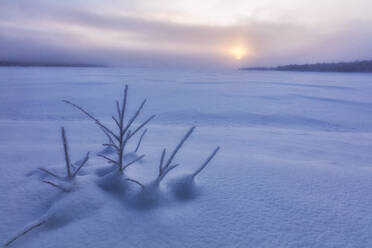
[229,46,248,60]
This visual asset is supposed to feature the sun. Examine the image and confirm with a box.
[229,46,247,60]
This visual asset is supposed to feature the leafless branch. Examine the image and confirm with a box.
[66,85,152,172]
[119,85,128,128]
[63,100,119,141]
[134,129,147,153]
[112,116,120,129]
[163,127,195,171]
[100,127,114,143]
[167,163,180,172]
[121,99,147,137]
[128,115,155,139]
[72,152,90,177]
[38,168,62,180]
[158,148,166,176]
[152,127,195,185]
[126,178,145,189]
[4,220,46,247]
[61,127,71,178]
[123,154,145,170]
[100,128,119,150]
[192,147,220,178]
[97,154,119,166]
[102,143,119,152]
[116,100,121,121]
[42,180,70,192]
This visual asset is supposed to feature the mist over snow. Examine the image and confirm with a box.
[1,0,372,67]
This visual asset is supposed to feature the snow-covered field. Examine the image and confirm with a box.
[1,67,372,247]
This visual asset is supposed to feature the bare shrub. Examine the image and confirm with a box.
[40,127,89,192]
[63,85,155,172]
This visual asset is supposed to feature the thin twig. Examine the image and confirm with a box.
[102,143,120,152]
[128,115,155,139]
[38,168,63,180]
[163,127,195,170]
[126,178,145,189]
[121,99,147,137]
[156,163,180,184]
[123,154,145,170]
[100,128,119,151]
[61,127,71,178]
[100,127,114,144]
[116,87,128,170]
[102,143,116,148]
[72,152,90,177]
[63,100,119,141]
[161,164,179,181]
[134,129,147,153]
[165,164,179,174]
[119,130,131,170]
[192,147,220,178]
[42,180,70,192]
[120,85,128,129]
[116,100,121,121]
[97,154,119,166]
[158,149,166,176]
[4,220,46,247]
[153,127,195,184]
[112,116,120,129]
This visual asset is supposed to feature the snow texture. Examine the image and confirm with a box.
[1,67,372,247]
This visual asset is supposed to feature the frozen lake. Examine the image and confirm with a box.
[1,67,372,131]
[1,67,372,247]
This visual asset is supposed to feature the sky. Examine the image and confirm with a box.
[1,0,372,68]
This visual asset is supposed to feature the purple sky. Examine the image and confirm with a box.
[1,0,371,68]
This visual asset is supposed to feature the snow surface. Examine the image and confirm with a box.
[1,67,372,247]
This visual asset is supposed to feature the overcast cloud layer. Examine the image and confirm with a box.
[1,0,372,67]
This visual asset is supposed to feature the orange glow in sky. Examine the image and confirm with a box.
[229,46,248,60]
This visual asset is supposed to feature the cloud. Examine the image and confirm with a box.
[1,0,371,67]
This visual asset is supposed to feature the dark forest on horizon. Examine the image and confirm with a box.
[241,60,372,73]
[0,61,105,68]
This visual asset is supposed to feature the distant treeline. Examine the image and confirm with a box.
[241,60,372,73]
[0,61,106,67]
